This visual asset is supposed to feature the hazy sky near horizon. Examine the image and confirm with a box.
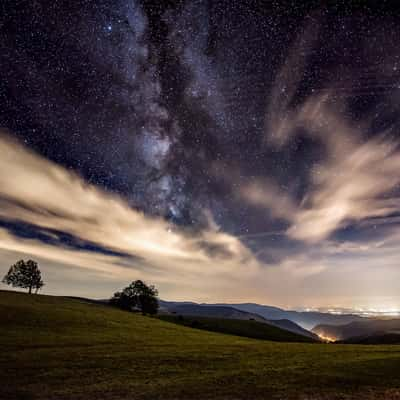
[1,1,400,309]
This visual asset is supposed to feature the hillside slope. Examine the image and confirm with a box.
[157,314,316,343]
[2,290,400,399]
[268,318,319,340]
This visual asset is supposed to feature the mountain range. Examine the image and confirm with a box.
[160,300,365,330]
[158,300,368,340]
[217,303,366,330]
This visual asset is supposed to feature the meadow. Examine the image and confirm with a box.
[1,290,400,399]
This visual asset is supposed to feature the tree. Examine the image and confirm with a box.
[110,280,159,315]
[2,259,44,294]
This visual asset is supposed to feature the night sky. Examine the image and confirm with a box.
[1,1,400,310]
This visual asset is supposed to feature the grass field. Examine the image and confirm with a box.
[1,290,400,399]
[158,314,315,343]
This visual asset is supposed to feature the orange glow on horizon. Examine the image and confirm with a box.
[317,334,337,343]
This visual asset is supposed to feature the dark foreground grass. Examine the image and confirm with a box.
[158,314,315,343]
[1,290,400,399]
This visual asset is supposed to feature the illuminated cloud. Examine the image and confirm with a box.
[0,132,262,298]
[1,130,400,310]
[0,131,354,306]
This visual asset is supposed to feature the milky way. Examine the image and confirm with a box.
[1,1,400,307]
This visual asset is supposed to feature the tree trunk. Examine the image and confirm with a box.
[28,286,32,294]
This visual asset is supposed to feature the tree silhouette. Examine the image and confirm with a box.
[110,280,159,314]
[2,259,44,294]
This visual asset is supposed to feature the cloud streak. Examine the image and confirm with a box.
[286,96,400,242]
[0,131,263,298]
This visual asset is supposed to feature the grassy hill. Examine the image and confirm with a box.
[158,314,316,343]
[1,290,400,399]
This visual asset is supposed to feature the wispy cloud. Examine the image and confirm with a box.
[259,13,400,244]
[256,10,400,244]
[237,179,297,221]
[284,96,400,242]
[265,14,321,147]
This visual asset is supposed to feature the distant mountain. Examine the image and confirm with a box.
[312,318,400,341]
[159,300,319,340]
[158,301,269,323]
[212,303,365,331]
[338,333,400,344]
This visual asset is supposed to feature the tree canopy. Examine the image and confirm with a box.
[110,280,159,315]
[2,259,44,294]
